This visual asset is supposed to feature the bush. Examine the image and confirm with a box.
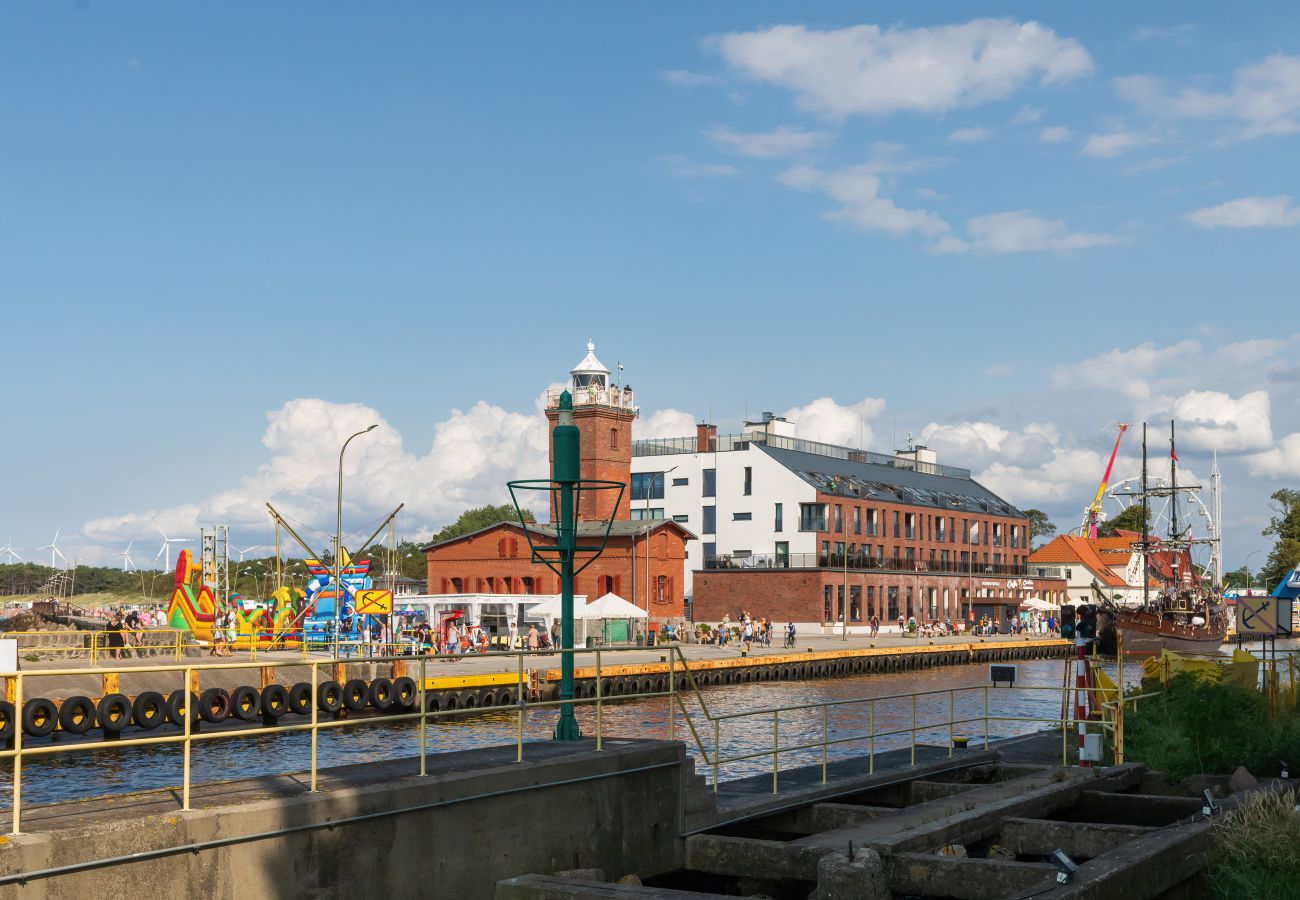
[1207,787,1300,899]
[1123,673,1300,780]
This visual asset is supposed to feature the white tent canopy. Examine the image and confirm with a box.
[586,592,648,619]
[525,595,595,619]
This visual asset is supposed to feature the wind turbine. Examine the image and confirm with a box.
[154,523,191,571]
[38,530,67,569]
[233,545,261,562]
[116,541,136,572]
[0,538,21,563]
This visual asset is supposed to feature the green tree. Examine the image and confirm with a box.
[1098,505,1148,537]
[430,504,536,545]
[1223,565,1254,590]
[1259,488,1300,591]
[1022,509,1057,546]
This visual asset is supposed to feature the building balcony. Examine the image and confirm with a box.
[701,552,1030,577]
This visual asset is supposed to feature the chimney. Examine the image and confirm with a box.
[696,423,717,453]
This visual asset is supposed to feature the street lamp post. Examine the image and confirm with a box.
[335,424,378,658]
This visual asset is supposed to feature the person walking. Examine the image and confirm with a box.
[869,614,879,638]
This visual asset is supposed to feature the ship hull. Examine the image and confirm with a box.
[1115,609,1228,655]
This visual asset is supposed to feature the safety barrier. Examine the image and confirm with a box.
[0,629,198,663]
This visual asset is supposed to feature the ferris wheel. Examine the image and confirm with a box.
[1083,470,1223,584]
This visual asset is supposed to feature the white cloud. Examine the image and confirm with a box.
[948,126,990,142]
[1050,339,1200,399]
[1116,53,1300,139]
[635,408,697,440]
[1013,104,1044,123]
[939,210,1121,255]
[1123,156,1184,174]
[918,421,1061,469]
[704,125,829,158]
[1187,195,1300,229]
[1039,125,1072,142]
[1166,389,1273,453]
[916,186,946,200]
[657,154,739,178]
[1248,433,1300,478]
[1082,131,1156,158]
[778,164,952,237]
[662,69,724,88]
[781,397,885,446]
[709,19,1092,117]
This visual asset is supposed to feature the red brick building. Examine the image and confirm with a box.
[423,342,693,621]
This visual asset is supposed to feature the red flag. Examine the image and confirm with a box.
[1171,448,1179,462]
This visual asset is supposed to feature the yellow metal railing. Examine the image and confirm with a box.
[1,629,197,663]
[3,643,1103,834]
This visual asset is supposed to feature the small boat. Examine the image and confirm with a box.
[1111,595,1228,654]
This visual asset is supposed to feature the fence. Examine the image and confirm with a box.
[2,645,1100,836]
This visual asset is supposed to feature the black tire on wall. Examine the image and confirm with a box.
[22,697,58,738]
[229,685,261,721]
[261,684,290,718]
[342,679,369,712]
[392,677,418,709]
[58,696,95,735]
[198,688,231,724]
[97,693,132,731]
[287,683,312,716]
[369,677,395,710]
[317,681,343,713]
[131,692,167,730]
[458,690,478,709]
[166,690,198,726]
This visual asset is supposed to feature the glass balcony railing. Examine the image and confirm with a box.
[700,553,1031,577]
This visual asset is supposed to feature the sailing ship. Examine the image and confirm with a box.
[1105,421,1228,654]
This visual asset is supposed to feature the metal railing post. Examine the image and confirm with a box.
[90,632,97,666]
[869,699,875,774]
[309,661,319,792]
[595,649,603,752]
[821,705,828,784]
[911,693,917,766]
[419,656,428,776]
[516,652,524,763]
[182,666,192,811]
[948,690,955,757]
[668,650,676,742]
[983,685,990,749]
[713,718,720,792]
[771,711,779,794]
[10,672,23,835]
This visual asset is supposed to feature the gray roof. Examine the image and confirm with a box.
[758,444,1024,518]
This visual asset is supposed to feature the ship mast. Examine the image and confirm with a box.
[1141,424,1149,607]
[1169,420,1179,587]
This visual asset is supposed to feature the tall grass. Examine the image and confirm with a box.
[1207,787,1300,899]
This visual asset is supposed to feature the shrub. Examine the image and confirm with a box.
[1123,673,1299,780]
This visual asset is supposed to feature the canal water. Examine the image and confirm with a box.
[1,657,1139,812]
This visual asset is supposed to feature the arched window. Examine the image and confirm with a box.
[610,428,618,450]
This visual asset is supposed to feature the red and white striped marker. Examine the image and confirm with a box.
[1075,638,1091,767]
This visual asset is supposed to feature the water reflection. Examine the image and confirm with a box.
[1,658,1135,811]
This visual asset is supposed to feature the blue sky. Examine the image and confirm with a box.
[2,4,1298,575]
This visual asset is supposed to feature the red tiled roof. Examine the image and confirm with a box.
[1029,535,1127,587]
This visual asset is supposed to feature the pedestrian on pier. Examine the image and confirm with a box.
[869,615,879,638]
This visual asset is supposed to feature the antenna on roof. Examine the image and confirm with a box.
[615,360,623,388]
[907,432,914,450]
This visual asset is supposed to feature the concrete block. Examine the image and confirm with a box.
[815,848,890,900]
[554,868,607,882]
[886,853,1057,900]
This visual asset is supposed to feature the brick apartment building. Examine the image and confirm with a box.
[423,342,693,621]
[633,416,1066,630]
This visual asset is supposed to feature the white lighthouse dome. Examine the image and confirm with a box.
[570,339,609,390]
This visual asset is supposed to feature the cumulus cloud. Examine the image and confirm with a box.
[1187,195,1300,229]
[635,408,697,440]
[709,19,1092,117]
[778,164,952,237]
[918,421,1061,469]
[938,210,1121,254]
[1081,131,1156,158]
[948,126,990,142]
[1116,53,1300,139]
[781,397,885,447]
[1039,125,1072,142]
[1249,433,1300,478]
[1050,339,1200,399]
[704,125,829,158]
[1165,389,1273,453]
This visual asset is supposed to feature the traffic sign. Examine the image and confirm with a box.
[1238,596,1280,636]
[354,589,393,616]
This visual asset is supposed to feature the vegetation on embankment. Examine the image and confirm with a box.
[1123,672,1300,780]
[1206,786,1300,899]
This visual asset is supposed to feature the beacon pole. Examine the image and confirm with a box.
[552,393,582,741]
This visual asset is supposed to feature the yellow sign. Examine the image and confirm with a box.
[354,589,393,616]
[1238,596,1279,636]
